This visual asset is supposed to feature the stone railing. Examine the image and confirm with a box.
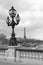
[5,46,43,62]
[15,46,43,61]
[0,45,43,62]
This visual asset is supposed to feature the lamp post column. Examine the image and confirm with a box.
[6,6,20,61]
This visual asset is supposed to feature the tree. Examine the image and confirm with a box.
[0,34,8,45]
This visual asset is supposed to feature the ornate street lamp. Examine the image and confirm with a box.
[6,6,20,46]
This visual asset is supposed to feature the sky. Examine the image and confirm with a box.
[0,0,43,40]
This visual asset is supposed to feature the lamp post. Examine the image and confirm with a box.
[6,6,20,46]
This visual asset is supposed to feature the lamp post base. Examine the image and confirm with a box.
[5,46,17,62]
[9,37,17,46]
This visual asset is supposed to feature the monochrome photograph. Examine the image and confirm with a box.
[0,0,43,65]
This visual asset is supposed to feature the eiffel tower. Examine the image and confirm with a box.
[24,27,26,39]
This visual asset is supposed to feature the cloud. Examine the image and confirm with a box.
[18,20,31,27]
[0,5,8,20]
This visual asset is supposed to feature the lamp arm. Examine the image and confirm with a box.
[15,21,19,25]
[6,21,12,26]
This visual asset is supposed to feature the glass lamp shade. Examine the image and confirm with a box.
[7,17,9,20]
[9,6,17,18]
[15,14,20,22]
[6,17,9,24]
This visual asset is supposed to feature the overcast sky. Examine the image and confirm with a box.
[0,0,43,40]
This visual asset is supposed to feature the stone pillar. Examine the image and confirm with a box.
[31,52,33,59]
[25,51,27,58]
[39,52,42,60]
[16,50,20,61]
[5,46,18,62]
